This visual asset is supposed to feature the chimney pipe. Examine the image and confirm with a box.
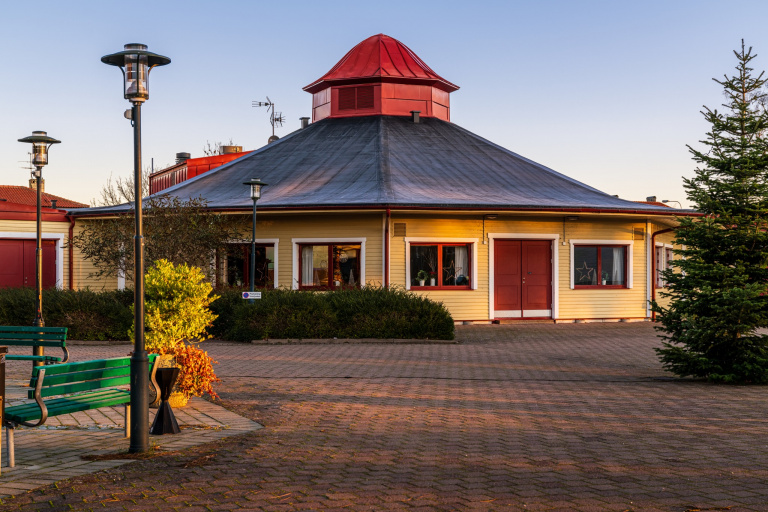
[410,110,420,123]
[646,196,657,202]
[176,152,191,164]
[300,117,310,129]
[50,199,57,209]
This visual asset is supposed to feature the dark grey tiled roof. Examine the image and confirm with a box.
[72,116,681,215]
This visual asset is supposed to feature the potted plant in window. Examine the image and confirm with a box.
[429,271,437,286]
[601,272,608,285]
[416,270,428,286]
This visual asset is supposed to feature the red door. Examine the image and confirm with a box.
[0,239,56,289]
[494,240,552,318]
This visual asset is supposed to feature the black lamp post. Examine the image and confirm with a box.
[18,131,60,364]
[243,179,267,303]
[102,43,170,454]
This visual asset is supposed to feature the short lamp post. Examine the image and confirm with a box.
[102,43,170,454]
[18,131,60,364]
[243,179,268,303]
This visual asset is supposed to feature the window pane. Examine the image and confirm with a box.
[601,246,626,286]
[223,244,274,288]
[411,245,437,285]
[574,247,598,285]
[441,245,469,286]
[332,244,361,287]
[301,245,329,286]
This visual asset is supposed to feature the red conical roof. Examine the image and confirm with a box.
[304,34,459,94]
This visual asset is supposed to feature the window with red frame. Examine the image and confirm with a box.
[410,243,471,289]
[573,245,627,288]
[299,243,361,290]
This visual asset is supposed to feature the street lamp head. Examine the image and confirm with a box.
[243,178,268,201]
[101,43,171,103]
[18,131,61,168]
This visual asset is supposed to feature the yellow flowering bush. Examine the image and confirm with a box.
[132,259,219,352]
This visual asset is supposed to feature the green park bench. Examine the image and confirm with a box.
[0,326,69,364]
[3,354,160,467]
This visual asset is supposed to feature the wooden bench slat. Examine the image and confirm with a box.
[1,338,67,346]
[31,354,158,377]
[0,334,67,341]
[0,327,67,334]
[6,390,131,423]
[37,366,131,387]
[6,355,62,363]
[36,375,133,398]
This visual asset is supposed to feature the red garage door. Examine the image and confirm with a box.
[0,239,56,289]
[494,240,552,318]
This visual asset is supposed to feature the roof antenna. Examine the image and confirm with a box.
[252,96,285,144]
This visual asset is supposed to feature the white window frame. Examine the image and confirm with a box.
[655,242,673,288]
[569,239,633,289]
[0,232,65,289]
[488,234,559,320]
[291,238,366,290]
[404,237,478,291]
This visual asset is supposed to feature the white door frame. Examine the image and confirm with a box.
[488,233,559,320]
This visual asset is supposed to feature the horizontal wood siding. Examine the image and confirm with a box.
[231,213,383,289]
[390,215,487,320]
[70,221,119,291]
[390,215,661,321]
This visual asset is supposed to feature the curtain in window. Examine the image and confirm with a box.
[301,246,314,286]
[455,246,468,281]
[612,247,625,285]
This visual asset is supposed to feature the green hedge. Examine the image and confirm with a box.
[0,287,134,341]
[212,287,454,341]
[0,286,454,341]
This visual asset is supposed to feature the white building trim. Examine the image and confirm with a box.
[487,234,560,320]
[403,237,478,291]
[291,238,366,289]
[569,239,634,289]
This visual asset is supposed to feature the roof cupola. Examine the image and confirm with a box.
[303,34,458,122]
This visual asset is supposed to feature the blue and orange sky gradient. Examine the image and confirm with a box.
[2,0,768,208]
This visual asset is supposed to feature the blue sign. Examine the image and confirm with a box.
[242,291,262,300]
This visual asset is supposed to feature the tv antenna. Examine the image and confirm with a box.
[19,152,34,175]
[252,96,285,141]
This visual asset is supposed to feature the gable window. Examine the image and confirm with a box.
[573,245,627,288]
[410,243,471,289]
[299,243,361,289]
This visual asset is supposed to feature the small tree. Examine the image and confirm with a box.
[653,41,768,383]
[136,259,219,352]
[134,260,221,400]
[72,194,246,281]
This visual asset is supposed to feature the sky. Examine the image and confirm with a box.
[2,0,768,208]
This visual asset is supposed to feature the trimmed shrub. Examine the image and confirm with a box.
[134,259,219,352]
[216,286,454,341]
[0,287,133,341]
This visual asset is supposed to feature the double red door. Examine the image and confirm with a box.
[494,240,552,318]
[0,239,56,289]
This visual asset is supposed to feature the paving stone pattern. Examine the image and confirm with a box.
[1,323,767,511]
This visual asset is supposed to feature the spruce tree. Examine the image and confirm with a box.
[653,41,768,383]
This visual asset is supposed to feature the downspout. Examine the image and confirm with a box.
[650,227,674,321]
[384,209,390,287]
[68,216,75,290]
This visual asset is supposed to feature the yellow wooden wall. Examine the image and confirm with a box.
[66,210,682,323]
[389,213,678,322]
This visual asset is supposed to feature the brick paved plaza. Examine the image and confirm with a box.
[1,323,767,511]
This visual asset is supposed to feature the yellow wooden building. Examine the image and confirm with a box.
[68,34,694,323]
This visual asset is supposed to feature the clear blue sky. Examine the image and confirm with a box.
[2,0,767,207]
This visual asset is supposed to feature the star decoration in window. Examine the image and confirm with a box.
[577,261,595,283]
